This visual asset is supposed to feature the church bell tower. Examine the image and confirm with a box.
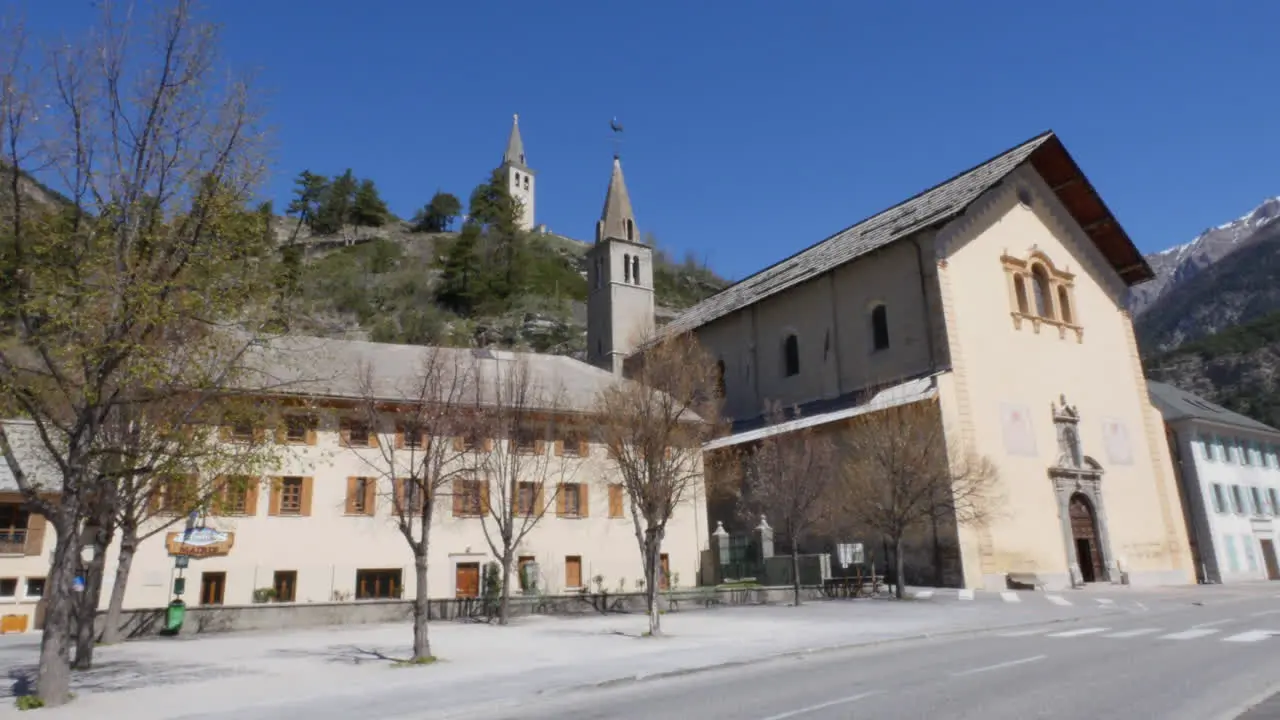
[499,114,535,231]
[586,156,655,375]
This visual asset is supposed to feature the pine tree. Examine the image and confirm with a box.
[436,223,484,314]
[467,170,527,307]
[285,170,329,236]
[352,178,390,228]
[313,169,357,236]
[412,191,462,233]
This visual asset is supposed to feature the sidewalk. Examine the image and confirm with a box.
[0,595,1139,720]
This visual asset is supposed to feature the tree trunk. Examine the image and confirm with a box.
[411,549,430,661]
[894,536,906,600]
[497,550,513,626]
[36,518,80,706]
[100,526,137,645]
[791,546,802,607]
[644,529,664,636]
[72,529,111,669]
[931,513,943,587]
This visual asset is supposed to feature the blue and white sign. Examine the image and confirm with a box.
[72,576,85,593]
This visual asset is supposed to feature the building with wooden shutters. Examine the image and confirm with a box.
[0,339,709,630]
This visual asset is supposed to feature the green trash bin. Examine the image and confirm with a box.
[165,600,186,633]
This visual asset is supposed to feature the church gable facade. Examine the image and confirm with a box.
[658,131,1194,591]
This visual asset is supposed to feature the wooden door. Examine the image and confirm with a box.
[200,572,226,605]
[273,571,297,602]
[1259,539,1280,581]
[565,556,582,589]
[1069,494,1104,582]
[455,563,480,598]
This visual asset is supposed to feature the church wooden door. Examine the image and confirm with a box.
[1069,494,1104,583]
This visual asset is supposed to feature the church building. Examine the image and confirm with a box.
[595,130,1195,590]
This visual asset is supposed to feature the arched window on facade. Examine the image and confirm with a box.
[1057,286,1073,324]
[632,255,640,285]
[782,334,800,377]
[1014,276,1030,314]
[871,304,890,351]
[623,254,631,283]
[1031,264,1053,319]
[715,360,726,398]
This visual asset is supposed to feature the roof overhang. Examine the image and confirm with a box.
[1028,135,1154,286]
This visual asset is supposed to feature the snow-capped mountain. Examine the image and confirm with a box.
[1127,197,1280,317]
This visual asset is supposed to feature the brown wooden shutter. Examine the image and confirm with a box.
[534,439,546,456]
[452,480,463,517]
[452,436,464,452]
[274,425,287,445]
[24,512,45,556]
[578,438,589,457]
[393,478,406,514]
[395,429,405,450]
[365,479,377,515]
[300,477,314,516]
[267,477,282,516]
[219,425,232,443]
[306,426,318,446]
[556,484,567,517]
[535,484,545,518]
[554,440,564,457]
[609,485,623,518]
[339,426,352,447]
[483,438,494,452]
[345,477,358,514]
[479,481,490,514]
[245,481,260,516]
[368,431,380,449]
[579,484,589,517]
[211,477,227,516]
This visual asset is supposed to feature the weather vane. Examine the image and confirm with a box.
[609,117,624,158]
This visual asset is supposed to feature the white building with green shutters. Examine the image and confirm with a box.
[1150,381,1280,584]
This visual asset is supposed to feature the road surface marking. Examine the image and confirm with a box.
[950,655,1046,677]
[1223,630,1276,643]
[1047,627,1110,638]
[1000,591,1021,603]
[1046,594,1071,606]
[914,590,935,600]
[1160,628,1219,640]
[997,628,1048,637]
[958,589,974,600]
[1134,601,1148,612]
[1251,609,1280,618]
[758,690,882,720]
[1193,618,1234,629]
[1096,598,1115,605]
[1103,628,1161,638]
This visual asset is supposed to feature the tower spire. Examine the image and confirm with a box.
[504,114,526,167]
[597,157,639,244]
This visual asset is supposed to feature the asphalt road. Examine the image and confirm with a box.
[466,589,1280,720]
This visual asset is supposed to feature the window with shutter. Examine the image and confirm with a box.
[516,482,537,516]
[560,483,582,517]
[558,429,587,457]
[278,477,304,515]
[282,414,316,445]
[608,485,624,518]
[342,418,374,447]
[220,476,251,515]
[454,479,484,517]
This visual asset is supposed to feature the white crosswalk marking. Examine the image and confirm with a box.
[913,590,934,600]
[1160,628,1219,640]
[997,629,1047,637]
[1047,627,1110,638]
[1046,594,1071,606]
[957,589,974,601]
[1103,628,1161,638]
[1000,591,1020,603]
[1096,598,1115,606]
[1223,630,1275,643]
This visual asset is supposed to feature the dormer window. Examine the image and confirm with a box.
[782,334,800,377]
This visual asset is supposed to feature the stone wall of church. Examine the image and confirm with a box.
[933,165,1194,590]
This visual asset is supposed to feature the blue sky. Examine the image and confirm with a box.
[16,1,1280,281]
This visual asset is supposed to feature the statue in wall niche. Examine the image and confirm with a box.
[1052,395,1084,470]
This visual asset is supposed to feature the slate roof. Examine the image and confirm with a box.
[598,157,639,243]
[1147,381,1280,436]
[660,130,1146,338]
[503,114,528,169]
[0,420,60,493]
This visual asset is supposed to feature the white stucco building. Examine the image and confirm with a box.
[1150,381,1280,584]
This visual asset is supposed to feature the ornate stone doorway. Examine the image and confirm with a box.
[1069,494,1104,583]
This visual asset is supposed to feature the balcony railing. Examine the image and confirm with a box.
[0,529,28,555]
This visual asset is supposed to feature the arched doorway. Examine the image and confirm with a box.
[1069,494,1104,583]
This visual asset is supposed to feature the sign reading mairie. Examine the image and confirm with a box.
[165,527,235,558]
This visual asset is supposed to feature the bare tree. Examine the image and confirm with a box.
[348,350,478,661]
[735,403,839,606]
[832,398,997,598]
[92,392,283,650]
[472,355,583,625]
[595,332,720,636]
[0,2,276,705]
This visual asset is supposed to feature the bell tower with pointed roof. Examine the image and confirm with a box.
[499,114,535,231]
[586,155,655,375]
